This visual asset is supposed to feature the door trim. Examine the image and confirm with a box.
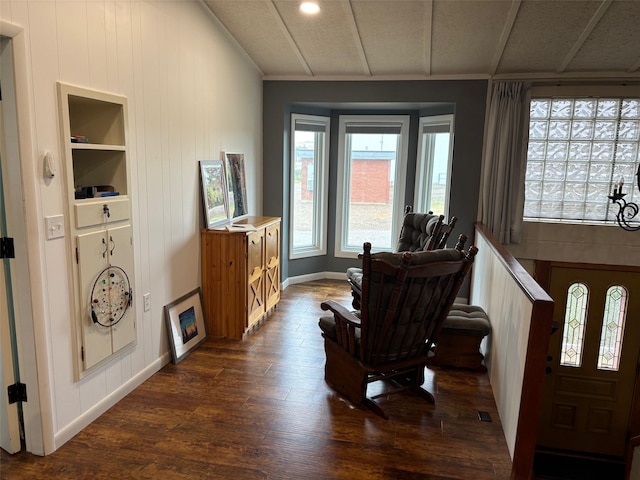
[1,21,53,455]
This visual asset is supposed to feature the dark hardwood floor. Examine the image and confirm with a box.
[1,280,514,479]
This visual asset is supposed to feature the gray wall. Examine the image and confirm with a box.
[263,80,488,282]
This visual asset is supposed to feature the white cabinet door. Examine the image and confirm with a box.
[76,224,135,370]
[77,230,112,369]
[106,225,136,353]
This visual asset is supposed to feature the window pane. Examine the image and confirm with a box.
[524,96,640,224]
[336,115,409,257]
[292,130,317,249]
[560,282,589,367]
[345,132,397,250]
[414,115,454,217]
[597,285,628,371]
[427,132,450,215]
[290,114,329,259]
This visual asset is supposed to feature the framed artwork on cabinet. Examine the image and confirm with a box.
[222,152,248,221]
[199,160,229,228]
[164,287,207,364]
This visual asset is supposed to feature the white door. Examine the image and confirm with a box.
[0,99,22,453]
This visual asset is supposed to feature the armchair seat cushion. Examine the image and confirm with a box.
[441,304,491,337]
[346,267,363,287]
[318,315,338,340]
[430,304,491,371]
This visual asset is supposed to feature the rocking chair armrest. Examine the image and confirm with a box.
[320,300,361,328]
[321,300,361,354]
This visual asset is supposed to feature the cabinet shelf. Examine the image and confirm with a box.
[72,149,127,196]
[71,143,126,152]
[73,194,129,204]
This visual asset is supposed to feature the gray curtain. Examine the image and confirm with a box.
[481,81,531,244]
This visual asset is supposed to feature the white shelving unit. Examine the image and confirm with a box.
[57,83,136,378]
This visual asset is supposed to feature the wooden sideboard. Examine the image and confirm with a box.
[201,216,281,339]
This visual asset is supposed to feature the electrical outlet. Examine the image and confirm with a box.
[143,293,151,312]
[45,215,65,240]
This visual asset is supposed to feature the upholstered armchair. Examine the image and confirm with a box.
[347,206,457,309]
[320,236,477,418]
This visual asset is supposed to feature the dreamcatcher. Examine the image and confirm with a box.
[89,265,133,327]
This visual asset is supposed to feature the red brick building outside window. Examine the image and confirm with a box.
[298,149,392,204]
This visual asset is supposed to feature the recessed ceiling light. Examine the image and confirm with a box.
[300,2,320,15]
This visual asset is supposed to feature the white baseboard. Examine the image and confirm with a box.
[283,271,346,289]
[53,353,171,449]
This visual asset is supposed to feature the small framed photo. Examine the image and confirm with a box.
[199,160,229,228]
[164,287,207,364]
[222,152,248,222]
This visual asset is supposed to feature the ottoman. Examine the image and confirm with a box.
[430,304,491,371]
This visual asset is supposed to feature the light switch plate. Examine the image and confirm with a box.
[45,215,65,240]
[143,293,151,312]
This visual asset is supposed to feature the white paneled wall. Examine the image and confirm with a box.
[471,232,533,458]
[0,0,261,452]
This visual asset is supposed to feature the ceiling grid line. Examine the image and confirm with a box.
[489,0,521,75]
[423,0,433,76]
[345,0,371,77]
[265,0,313,76]
[557,0,613,73]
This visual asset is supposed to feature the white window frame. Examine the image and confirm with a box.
[413,114,455,217]
[289,113,330,259]
[335,115,410,258]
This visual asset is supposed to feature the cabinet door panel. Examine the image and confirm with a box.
[247,230,265,281]
[266,223,279,269]
[76,231,112,369]
[107,225,136,353]
[265,223,280,311]
[247,230,265,329]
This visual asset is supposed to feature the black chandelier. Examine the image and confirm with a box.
[608,165,640,231]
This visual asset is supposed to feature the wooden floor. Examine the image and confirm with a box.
[1,280,514,479]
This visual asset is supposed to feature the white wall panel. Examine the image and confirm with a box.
[56,2,90,86]
[24,1,81,434]
[1,0,262,451]
[471,232,533,459]
[86,2,108,91]
[103,2,119,92]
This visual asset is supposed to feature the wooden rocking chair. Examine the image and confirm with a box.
[347,206,458,309]
[320,235,477,419]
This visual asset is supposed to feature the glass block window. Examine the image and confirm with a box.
[525,97,640,223]
[560,282,589,367]
[597,285,629,371]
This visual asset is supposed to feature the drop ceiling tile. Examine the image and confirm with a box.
[567,0,640,72]
[205,0,309,76]
[497,0,601,74]
[431,0,511,75]
[351,0,427,75]
[273,0,367,76]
